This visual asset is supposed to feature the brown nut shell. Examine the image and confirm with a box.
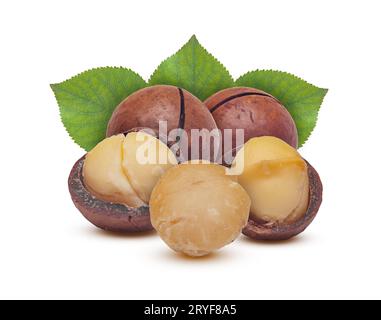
[68,156,153,232]
[242,161,322,241]
[205,87,298,156]
[107,85,219,161]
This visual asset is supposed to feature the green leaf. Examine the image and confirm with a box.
[149,35,234,101]
[236,70,328,147]
[51,67,147,151]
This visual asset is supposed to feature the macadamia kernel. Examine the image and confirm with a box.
[122,132,177,203]
[83,132,177,207]
[150,162,251,257]
[231,136,309,223]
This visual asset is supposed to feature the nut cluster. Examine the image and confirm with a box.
[68,85,322,257]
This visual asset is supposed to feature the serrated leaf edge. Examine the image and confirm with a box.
[50,66,146,88]
[50,83,89,151]
[148,35,234,86]
[298,87,327,148]
[236,69,328,148]
[236,69,328,91]
[50,66,147,151]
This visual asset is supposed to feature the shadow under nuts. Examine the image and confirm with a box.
[150,162,251,257]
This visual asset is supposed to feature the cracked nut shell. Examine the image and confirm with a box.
[68,156,153,232]
[242,160,322,241]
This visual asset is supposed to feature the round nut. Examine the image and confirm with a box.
[107,85,219,161]
[204,87,298,161]
[150,161,251,257]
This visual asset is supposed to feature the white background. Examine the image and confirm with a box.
[0,0,380,300]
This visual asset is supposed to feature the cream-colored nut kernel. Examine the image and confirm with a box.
[122,132,178,203]
[239,158,309,223]
[83,132,176,207]
[231,136,309,223]
[150,162,251,257]
[83,134,144,207]
[230,135,300,175]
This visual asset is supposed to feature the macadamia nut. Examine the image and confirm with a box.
[122,132,177,203]
[83,132,177,207]
[231,136,309,223]
[150,162,251,257]
[107,85,219,161]
[204,87,298,158]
